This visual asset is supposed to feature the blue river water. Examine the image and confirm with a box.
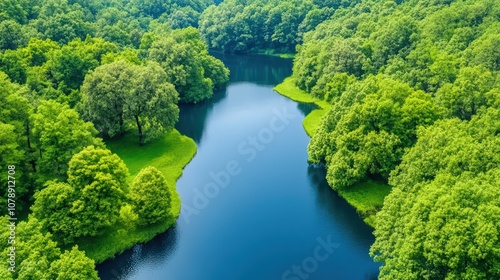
[97,53,380,280]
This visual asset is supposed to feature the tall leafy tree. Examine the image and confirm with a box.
[31,100,101,181]
[32,146,129,243]
[147,27,229,103]
[0,72,33,209]
[126,61,179,146]
[128,166,172,226]
[80,60,132,138]
[48,246,99,280]
[80,60,179,145]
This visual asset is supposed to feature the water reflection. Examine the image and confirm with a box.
[176,53,292,144]
[97,54,380,280]
[97,227,179,280]
[296,102,318,116]
[176,88,227,144]
[307,165,376,247]
[211,52,293,85]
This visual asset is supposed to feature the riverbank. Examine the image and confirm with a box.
[253,49,295,59]
[274,77,330,136]
[274,77,390,228]
[78,129,197,263]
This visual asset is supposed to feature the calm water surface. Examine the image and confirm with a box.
[97,54,380,280]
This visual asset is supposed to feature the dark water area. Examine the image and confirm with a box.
[97,54,380,280]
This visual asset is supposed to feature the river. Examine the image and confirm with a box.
[97,53,380,280]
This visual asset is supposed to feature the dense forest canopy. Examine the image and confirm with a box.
[0,0,228,278]
[291,0,499,278]
[199,0,358,53]
[301,0,499,191]
[1,0,499,278]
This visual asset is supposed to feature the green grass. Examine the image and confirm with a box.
[274,77,331,136]
[277,53,295,59]
[255,49,295,59]
[337,179,392,228]
[78,129,197,263]
[105,129,197,185]
[302,108,328,137]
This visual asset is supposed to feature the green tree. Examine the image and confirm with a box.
[80,60,180,145]
[45,37,118,95]
[148,27,225,103]
[435,66,495,120]
[126,61,179,145]
[23,38,60,67]
[0,216,100,279]
[32,0,93,45]
[370,14,416,69]
[80,60,132,138]
[48,246,99,280]
[119,204,138,229]
[0,72,33,209]
[0,217,61,279]
[0,0,28,23]
[0,20,27,50]
[31,100,101,180]
[128,166,172,226]
[464,27,500,71]
[372,171,500,279]
[32,146,128,243]
[0,49,29,84]
[66,146,128,234]
[309,76,442,189]
[372,107,500,279]
[31,181,77,244]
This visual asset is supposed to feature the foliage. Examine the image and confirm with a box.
[199,0,352,53]
[129,166,172,226]
[0,0,221,276]
[80,60,180,145]
[78,129,195,263]
[31,100,102,180]
[0,0,215,51]
[279,1,500,277]
[308,75,443,189]
[44,37,118,93]
[146,26,229,103]
[32,145,129,244]
[0,72,32,209]
[371,107,500,279]
[0,217,99,279]
[48,246,99,280]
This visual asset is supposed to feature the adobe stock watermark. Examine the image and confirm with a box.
[282,235,340,280]
[181,105,297,224]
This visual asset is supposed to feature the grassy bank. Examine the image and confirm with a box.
[338,180,391,228]
[255,49,295,59]
[274,77,390,228]
[78,129,197,263]
[274,77,330,136]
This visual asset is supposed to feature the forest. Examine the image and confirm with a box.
[0,0,229,278]
[1,0,499,279]
[290,0,499,278]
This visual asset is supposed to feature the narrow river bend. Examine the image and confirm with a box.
[97,54,380,280]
